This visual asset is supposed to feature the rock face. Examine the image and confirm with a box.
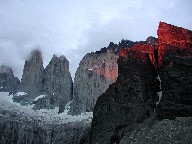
[157,22,192,67]
[14,50,73,113]
[70,40,139,115]
[87,44,157,144]
[119,117,192,144]
[70,50,119,115]
[83,22,192,144]
[0,65,20,93]
[39,55,73,112]
[19,49,44,93]
[156,22,192,119]
[0,108,91,144]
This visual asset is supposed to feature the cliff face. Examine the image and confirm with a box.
[84,22,192,144]
[70,39,150,115]
[88,43,157,144]
[70,50,119,115]
[40,55,73,113]
[0,102,91,144]
[19,49,44,93]
[156,22,192,119]
[158,22,192,66]
[0,66,20,93]
[13,50,73,113]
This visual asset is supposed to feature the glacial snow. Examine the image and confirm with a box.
[15,92,27,96]
[34,95,46,101]
[0,92,93,124]
[156,75,162,105]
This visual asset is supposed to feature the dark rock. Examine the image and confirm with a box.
[35,55,73,112]
[156,22,192,119]
[69,50,119,115]
[19,49,44,93]
[0,108,91,144]
[0,65,20,93]
[88,47,157,143]
[156,47,192,119]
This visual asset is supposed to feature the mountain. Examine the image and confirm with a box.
[82,22,192,144]
[37,54,73,113]
[13,50,73,112]
[0,21,191,144]
[69,38,157,115]
[0,65,20,93]
[19,49,44,93]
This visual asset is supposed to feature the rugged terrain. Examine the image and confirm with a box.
[0,22,191,144]
[83,22,192,144]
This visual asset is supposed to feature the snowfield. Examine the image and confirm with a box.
[15,92,27,96]
[0,92,93,124]
[34,95,46,101]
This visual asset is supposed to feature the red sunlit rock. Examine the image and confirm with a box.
[158,22,192,66]
[119,43,156,66]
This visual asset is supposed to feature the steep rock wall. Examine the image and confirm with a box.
[19,49,44,93]
[39,55,73,112]
[83,22,192,144]
[0,65,20,93]
[158,22,192,66]
[70,50,119,115]
[88,45,157,144]
[0,109,90,144]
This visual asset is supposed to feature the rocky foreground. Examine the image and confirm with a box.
[0,92,92,144]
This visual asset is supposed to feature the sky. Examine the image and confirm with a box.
[0,0,191,79]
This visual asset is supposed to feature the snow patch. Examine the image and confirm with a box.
[156,75,162,105]
[0,86,3,89]
[15,92,27,96]
[63,100,72,115]
[0,92,93,124]
[156,91,162,105]
[34,95,46,101]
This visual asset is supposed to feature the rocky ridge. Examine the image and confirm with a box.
[70,38,158,115]
[0,65,20,93]
[12,50,73,113]
[83,22,192,144]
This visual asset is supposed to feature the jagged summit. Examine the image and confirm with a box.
[0,65,13,75]
[20,49,44,93]
[0,65,20,93]
[40,53,73,113]
[85,22,192,144]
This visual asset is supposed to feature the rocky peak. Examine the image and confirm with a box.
[0,65,14,81]
[158,21,192,66]
[70,47,119,115]
[20,49,44,93]
[40,54,73,113]
[85,22,192,143]
[146,36,158,45]
[0,65,20,93]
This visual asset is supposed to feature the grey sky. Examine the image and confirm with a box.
[0,0,191,79]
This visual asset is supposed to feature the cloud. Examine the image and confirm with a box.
[0,0,191,80]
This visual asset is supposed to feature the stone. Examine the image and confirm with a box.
[0,65,20,93]
[156,46,192,119]
[83,22,192,143]
[19,49,44,93]
[0,108,91,144]
[70,50,119,115]
[156,22,192,119]
[36,55,73,113]
[88,45,157,143]
[157,21,192,67]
